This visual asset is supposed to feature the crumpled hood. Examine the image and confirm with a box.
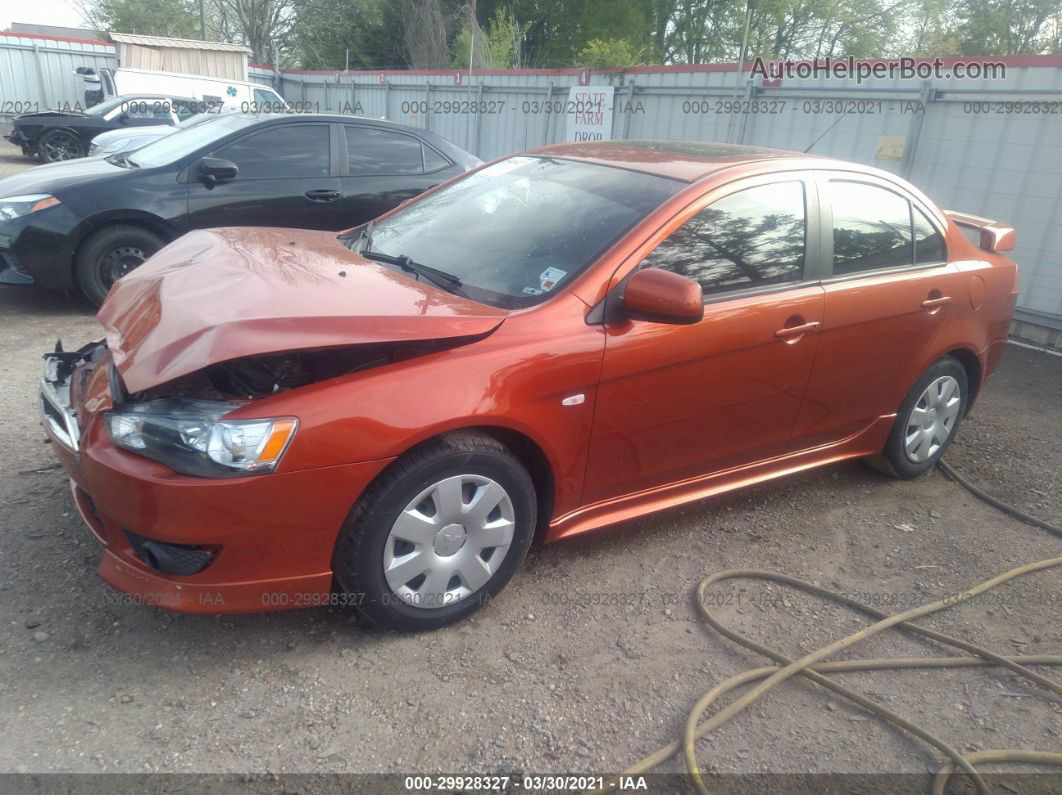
[98,227,507,393]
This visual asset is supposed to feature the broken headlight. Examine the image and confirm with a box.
[105,399,297,478]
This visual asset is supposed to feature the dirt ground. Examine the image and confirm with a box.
[0,144,1060,790]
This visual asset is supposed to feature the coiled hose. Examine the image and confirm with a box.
[593,461,1062,795]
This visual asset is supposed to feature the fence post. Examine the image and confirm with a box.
[901,81,934,178]
[472,81,483,156]
[621,79,635,140]
[542,83,553,145]
[32,43,50,109]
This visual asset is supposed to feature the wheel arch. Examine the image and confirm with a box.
[944,347,983,413]
[70,212,177,282]
[365,424,557,546]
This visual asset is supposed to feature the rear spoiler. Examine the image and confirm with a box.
[944,210,1016,252]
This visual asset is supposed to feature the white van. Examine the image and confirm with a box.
[77,67,286,112]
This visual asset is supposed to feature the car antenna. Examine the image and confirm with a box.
[803,104,854,153]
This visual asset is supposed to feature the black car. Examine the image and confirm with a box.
[4,95,203,162]
[0,113,481,304]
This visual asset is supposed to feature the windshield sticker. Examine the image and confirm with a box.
[539,267,567,292]
[522,286,544,295]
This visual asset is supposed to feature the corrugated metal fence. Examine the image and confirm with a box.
[0,33,115,116]
[1,31,1059,343]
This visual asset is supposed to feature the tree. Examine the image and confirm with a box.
[292,0,407,69]
[955,0,1061,54]
[576,38,641,67]
[81,0,200,37]
[207,0,297,65]
[451,7,529,69]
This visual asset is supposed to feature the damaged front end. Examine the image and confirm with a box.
[44,335,482,478]
[40,339,112,452]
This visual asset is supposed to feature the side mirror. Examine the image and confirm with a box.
[622,267,703,325]
[197,157,239,185]
[117,112,130,124]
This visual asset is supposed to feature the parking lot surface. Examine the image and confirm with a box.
[1,143,1059,784]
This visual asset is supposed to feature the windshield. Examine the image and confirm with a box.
[128,114,255,168]
[84,97,129,117]
[358,156,681,309]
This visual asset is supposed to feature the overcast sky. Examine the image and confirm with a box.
[1,0,87,31]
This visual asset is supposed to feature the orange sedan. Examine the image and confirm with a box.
[40,141,1018,630]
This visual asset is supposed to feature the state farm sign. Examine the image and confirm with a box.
[565,86,614,142]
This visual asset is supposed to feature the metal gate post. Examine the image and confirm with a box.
[901,81,934,178]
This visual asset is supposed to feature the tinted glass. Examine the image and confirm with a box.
[128,114,259,167]
[345,126,424,175]
[356,156,682,309]
[85,96,129,117]
[641,181,806,294]
[832,181,913,274]
[218,124,330,179]
[172,100,199,121]
[126,101,171,121]
[423,145,450,172]
[914,206,946,263]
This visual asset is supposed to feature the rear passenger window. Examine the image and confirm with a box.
[914,207,946,263]
[345,126,424,175]
[640,181,806,295]
[423,146,451,172]
[831,181,913,274]
[217,124,330,179]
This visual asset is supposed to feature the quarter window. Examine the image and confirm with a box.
[216,124,330,179]
[640,181,806,295]
[831,181,913,274]
[914,206,946,264]
[345,126,425,175]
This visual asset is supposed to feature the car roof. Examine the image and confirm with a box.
[114,94,198,100]
[527,139,833,182]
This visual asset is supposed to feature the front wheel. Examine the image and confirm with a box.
[37,129,86,162]
[75,225,164,305]
[333,432,537,631]
[871,357,968,479]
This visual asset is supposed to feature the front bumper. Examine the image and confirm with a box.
[40,344,392,613]
[0,206,80,290]
[3,129,27,147]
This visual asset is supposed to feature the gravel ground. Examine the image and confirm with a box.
[1,143,1060,791]
[0,142,33,179]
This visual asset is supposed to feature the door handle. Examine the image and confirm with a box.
[921,296,952,310]
[304,189,341,203]
[775,321,820,339]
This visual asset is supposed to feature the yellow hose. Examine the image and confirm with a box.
[591,463,1062,795]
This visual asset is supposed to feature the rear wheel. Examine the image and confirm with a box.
[333,432,536,631]
[870,357,968,479]
[37,129,85,162]
[75,225,164,305]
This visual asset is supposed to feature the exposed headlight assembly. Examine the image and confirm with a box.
[105,399,297,478]
[0,194,60,220]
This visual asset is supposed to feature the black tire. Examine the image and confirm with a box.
[870,357,969,479]
[37,129,86,162]
[334,432,536,632]
[75,225,165,306]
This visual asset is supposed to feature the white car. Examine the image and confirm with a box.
[88,110,231,157]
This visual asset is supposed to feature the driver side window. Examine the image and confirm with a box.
[641,181,807,296]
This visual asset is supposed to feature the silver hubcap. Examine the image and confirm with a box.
[383,474,515,610]
[904,375,961,463]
